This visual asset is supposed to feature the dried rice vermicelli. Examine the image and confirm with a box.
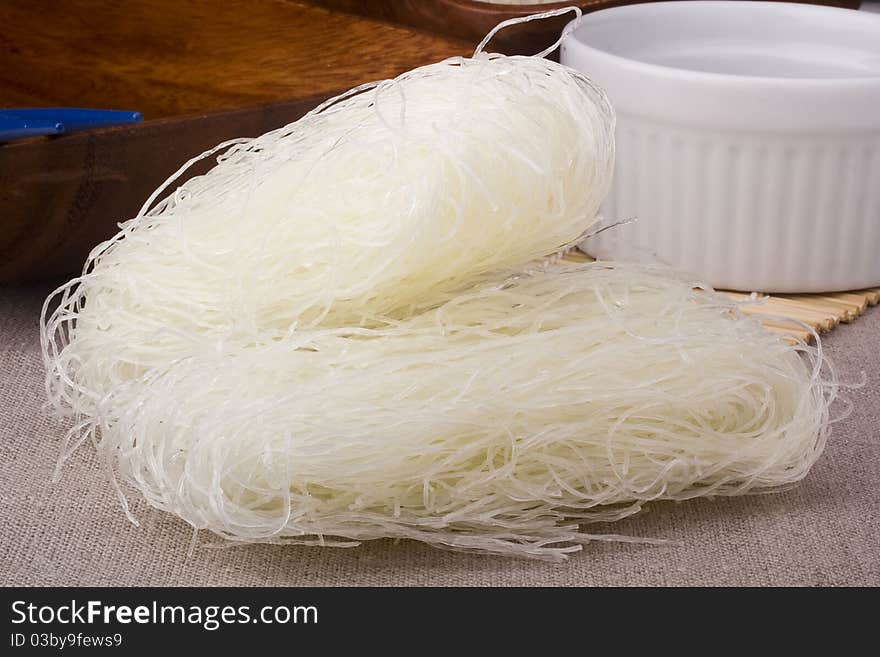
[40,12,837,559]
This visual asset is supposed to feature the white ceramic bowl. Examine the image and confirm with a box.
[561,1,880,292]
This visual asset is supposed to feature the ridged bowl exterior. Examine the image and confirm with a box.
[561,2,880,293]
[585,122,880,292]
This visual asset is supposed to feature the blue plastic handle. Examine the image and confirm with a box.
[0,108,143,142]
[0,113,64,141]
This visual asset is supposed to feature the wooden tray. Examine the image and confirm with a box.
[0,0,470,284]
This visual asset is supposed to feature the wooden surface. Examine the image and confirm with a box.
[0,0,470,283]
[0,0,470,120]
[307,0,863,56]
[306,0,609,55]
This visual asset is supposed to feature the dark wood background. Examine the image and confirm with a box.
[0,0,470,119]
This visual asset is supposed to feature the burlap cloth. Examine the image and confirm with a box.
[2,280,878,586]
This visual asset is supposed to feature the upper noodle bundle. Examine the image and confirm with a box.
[57,53,613,350]
[41,30,836,559]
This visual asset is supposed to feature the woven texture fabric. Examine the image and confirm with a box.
[2,281,878,587]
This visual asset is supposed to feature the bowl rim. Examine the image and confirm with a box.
[562,0,880,87]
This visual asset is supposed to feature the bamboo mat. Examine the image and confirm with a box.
[561,250,880,343]
[720,289,880,342]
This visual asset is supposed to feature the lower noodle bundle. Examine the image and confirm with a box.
[43,262,835,559]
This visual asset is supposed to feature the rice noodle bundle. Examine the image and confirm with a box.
[54,53,613,354]
[41,42,836,559]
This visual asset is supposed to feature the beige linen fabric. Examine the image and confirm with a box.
[1,281,878,586]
